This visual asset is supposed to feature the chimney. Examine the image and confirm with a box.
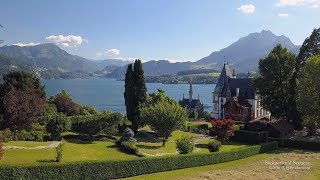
[236,88,240,97]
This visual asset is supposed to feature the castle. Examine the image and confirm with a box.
[179,82,204,118]
[212,64,270,122]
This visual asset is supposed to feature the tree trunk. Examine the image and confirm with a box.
[162,139,166,147]
[307,122,317,136]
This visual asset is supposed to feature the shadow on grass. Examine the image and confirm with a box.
[136,144,161,150]
[265,148,318,155]
[195,144,208,149]
[66,139,94,144]
[37,159,56,163]
[106,144,118,149]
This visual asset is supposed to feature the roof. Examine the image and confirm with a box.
[179,98,202,109]
[220,78,256,99]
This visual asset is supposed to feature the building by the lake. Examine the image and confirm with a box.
[179,82,204,118]
[212,63,270,122]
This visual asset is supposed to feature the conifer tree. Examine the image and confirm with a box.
[124,64,135,128]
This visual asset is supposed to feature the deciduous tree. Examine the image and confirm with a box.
[253,45,296,121]
[296,55,320,136]
[140,100,187,146]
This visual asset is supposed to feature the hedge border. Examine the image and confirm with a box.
[268,137,320,151]
[0,141,278,179]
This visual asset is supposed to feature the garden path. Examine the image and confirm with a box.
[3,141,61,150]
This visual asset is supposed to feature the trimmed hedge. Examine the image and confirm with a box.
[231,130,269,144]
[0,141,278,179]
[268,137,320,151]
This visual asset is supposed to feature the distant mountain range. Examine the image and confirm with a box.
[196,30,300,72]
[0,30,301,80]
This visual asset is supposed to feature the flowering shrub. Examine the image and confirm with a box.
[210,119,235,140]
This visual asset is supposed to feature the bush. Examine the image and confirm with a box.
[118,141,138,155]
[207,140,222,152]
[56,140,65,162]
[184,122,209,134]
[268,137,320,150]
[0,129,12,142]
[231,130,269,144]
[46,114,71,140]
[210,119,235,140]
[30,131,44,142]
[176,135,194,154]
[16,130,33,141]
[118,128,136,143]
[0,141,278,179]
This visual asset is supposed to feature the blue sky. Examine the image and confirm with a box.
[1,0,319,62]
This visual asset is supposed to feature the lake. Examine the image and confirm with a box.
[42,79,215,114]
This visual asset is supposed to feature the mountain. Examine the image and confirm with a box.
[196,30,301,72]
[0,43,133,79]
[105,60,194,79]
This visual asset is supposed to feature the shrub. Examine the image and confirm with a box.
[176,135,194,154]
[0,129,12,142]
[207,140,222,152]
[231,130,269,144]
[184,122,209,134]
[30,131,44,142]
[16,130,33,141]
[119,141,138,155]
[0,141,278,179]
[56,140,65,162]
[210,119,235,140]
[46,114,71,140]
[118,127,136,143]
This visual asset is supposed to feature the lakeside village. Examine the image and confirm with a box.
[0,28,319,179]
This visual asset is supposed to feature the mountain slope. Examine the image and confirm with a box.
[105,60,194,79]
[196,30,301,72]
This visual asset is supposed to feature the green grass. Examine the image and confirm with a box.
[0,140,137,166]
[3,141,51,148]
[136,131,195,155]
[308,160,320,180]
[136,130,251,155]
[124,153,270,180]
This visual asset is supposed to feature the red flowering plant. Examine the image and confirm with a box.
[209,119,235,140]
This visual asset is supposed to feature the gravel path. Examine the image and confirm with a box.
[3,141,61,150]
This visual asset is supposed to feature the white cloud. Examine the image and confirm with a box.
[278,13,289,17]
[12,42,41,47]
[95,49,121,57]
[276,0,320,8]
[237,4,256,14]
[45,35,87,47]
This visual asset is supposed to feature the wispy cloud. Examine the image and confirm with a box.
[237,4,256,14]
[278,13,289,17]
[45,35,87,47]
[12,42,41,47]
[276,0,320,8]
[95,48,121,57]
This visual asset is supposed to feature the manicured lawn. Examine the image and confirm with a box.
[0,140,137,166]
[4,141,51,148]
[136,130,251,155]
[124,153,271,180]
[308,160,320,180]
[136,130,196,155]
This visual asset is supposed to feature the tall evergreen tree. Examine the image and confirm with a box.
[123,60,147,133]
[124,64,135,128]
[288,27,320,129]
[132,60,147,132]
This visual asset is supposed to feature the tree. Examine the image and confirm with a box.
[296,55,320,136]
[124,64,135,130]
[50,90,79,116]
[1,88,45,140]
[253,45,296,120]
[288,27,320,129]
[140,100,188,146]
[209,119,235,140]
[124,60,147,133]
[46,114,71,140]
